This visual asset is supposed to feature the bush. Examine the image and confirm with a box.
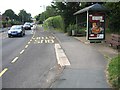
[43,15,65,31]
[67,24,77,36]
[107,55,120,88]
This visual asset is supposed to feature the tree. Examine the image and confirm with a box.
[18,9,32,23]
[51,2,81,30]
[104,2,120,33]
[2,9,17,21]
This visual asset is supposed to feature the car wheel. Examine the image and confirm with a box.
[8,35,11,38]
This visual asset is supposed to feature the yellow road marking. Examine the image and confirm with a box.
[25,45,28,48]
[0,68,8,77]
[20,50,25,54]
[11,57,19,63]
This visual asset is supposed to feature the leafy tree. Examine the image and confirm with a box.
[104,2,120,33]
[2,9,18,21]
[51,2,81,31]
[18,9,32,23]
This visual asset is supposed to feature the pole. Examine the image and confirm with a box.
[86,10,89,40]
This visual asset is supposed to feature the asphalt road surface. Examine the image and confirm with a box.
[1,26,59,88]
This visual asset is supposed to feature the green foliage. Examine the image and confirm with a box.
[43,15,65,31]
[108,55,120,88]
[38,6,58,23]
[67,24,77,36]
[52,2,81,29]
[104,2,120,33]
[18,9,32,23]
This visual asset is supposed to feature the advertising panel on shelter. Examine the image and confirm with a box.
[88,12,105,40]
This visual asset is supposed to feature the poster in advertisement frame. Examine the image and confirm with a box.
[88,11,105,40]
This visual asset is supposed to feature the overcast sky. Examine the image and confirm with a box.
[0,0,53,17]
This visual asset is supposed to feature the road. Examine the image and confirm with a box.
[0,25,110,88]
[1,26,59,88]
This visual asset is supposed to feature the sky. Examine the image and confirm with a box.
[0,0,53,17]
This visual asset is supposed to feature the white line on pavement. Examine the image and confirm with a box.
[11,57,19,63]
[20,50,25,54]
[0,68,8,77]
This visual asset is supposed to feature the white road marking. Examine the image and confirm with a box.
[20,50,25,54]
[11,57,19,63]
[0,68,8,77]
[51,40,54,43]
[45,40,48,43]
[38,41,40,43]
[41,37,44,39]
[45,37,48,39]
[41,40,43,43]
[25,45,28,48]
[28,42,30,44]
[54,44,70,67]
[38,37,41,39]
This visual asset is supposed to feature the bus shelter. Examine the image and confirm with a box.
[74,3,108,43]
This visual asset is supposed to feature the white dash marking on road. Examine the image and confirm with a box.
[0,68,8,77]
[25,45,28,48]
[11,57,19,63]
[20,50,25,54]
[28,42,31,44]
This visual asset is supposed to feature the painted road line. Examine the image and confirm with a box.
[30,39,32,42]
[41,40,43,43]
[28,41,31,44]
[38,37,41,39]
[41,37,44,39]
[45,40,48,43]
[32,37,35,40]
[25,45,28,48]
[20,50,25,54]
[46,37,48,39]
[55,44,70,67]
[0,68,8,77]
[48,39,54,43]
[11,57,19,63]
[36,37,39,39]
[51,40,54,43]
[38,41,40,43]
[51,36,55,39]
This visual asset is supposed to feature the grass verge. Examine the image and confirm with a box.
[107,54,120,88]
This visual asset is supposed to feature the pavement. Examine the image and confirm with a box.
[50,30,118,88]
[74,36,119,60]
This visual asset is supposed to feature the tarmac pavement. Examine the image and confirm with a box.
[50,31,113,88]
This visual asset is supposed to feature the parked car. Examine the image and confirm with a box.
[23,22,31,30]
[8,25,25,37]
